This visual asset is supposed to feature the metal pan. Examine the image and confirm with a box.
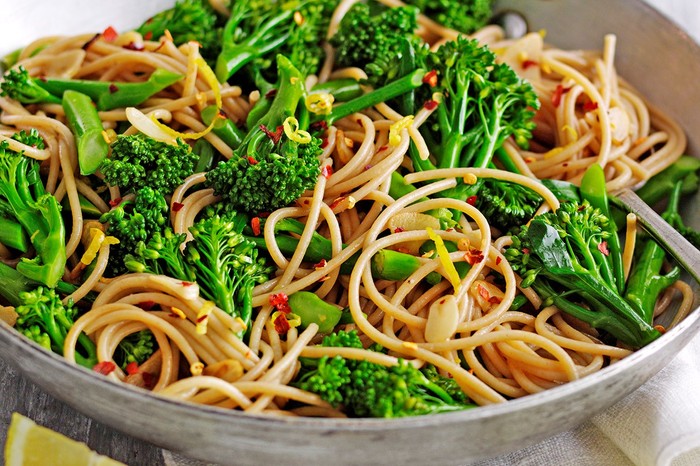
[1,0,699,464]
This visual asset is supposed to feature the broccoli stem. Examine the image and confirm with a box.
[634,155,700,206]
[201,105,245,150]
[192,138,216,173]
[246,232,423,280]
[288,291,343,334]
[0,217,29,252]
[60,193,102,218]
[310,78,364,102]
[0,262,86,307]
[62,90,110,175]
[580,164,625,293]
[323,68,426,125]
[37,68,182,110]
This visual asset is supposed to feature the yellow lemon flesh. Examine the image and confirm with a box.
[4,413,125,466]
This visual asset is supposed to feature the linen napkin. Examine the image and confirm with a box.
[474,331,700,466]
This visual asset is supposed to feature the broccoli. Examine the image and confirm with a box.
[401,0,493,34]
[136,0,220,60]
[206,55,322,213]
[1,65,182,110]
[125,213,273,331]
[0,130,66,288]
[115,329,155,370]
[294,330,474,417]
[475,179,543,233]
[100,133,197,195]
[330,2,420,87]
[14,287,97,369]
[100,186,169,276]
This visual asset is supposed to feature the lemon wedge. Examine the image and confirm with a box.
[4,413,125,466]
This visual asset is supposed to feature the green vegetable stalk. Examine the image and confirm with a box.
[62,90,110,175]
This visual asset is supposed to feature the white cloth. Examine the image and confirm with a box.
[475,332,700,466]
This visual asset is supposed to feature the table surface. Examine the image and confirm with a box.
[1,1,698,465]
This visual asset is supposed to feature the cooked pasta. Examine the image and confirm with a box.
[0,0,693,419]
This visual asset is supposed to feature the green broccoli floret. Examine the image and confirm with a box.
[476,179,543,233]
[125,213,273,331]
[505,199,663,348]
[206,55,322,213]
[100,186,169,275]
[100,133,197,195]
[0,131,66,288]
[401,0,493,33]
[0,66,62,104]
[137,0,220,59]
[14,287,97,369]
[330,2,420,87]
[115,330,155,370]
[295,330,474,417]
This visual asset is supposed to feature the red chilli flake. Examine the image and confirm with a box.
[423,100,439,111]
[583,101,599,112]
[172,202,184,212]
[321,138,329,148]
[477,285,491,302]
[109,197,122,207]
[142,371,156,389]
[108,83,119,94]
[260,124,283,144]
[393,226,405,233]
[489,296,503,304]
[125,362,139,376]
[496,256,502,265]
[246,155,259,165]
[551,84,571,108]
[465,249,484,266]
[137,301,156,311]
[321,165,333,179]
[329,196,347,210]
[143,31,153,40]
[313,259,327,269]
[422,70,438,87]
[102,26,118,42]
[269,293,291,314]
[93,361,117,375]
[522,248,530,255]
[251,217,261,236]
[466,195,478,206]
[377,146,388,152]
[265,89,278,99]
[522,59,539,69]
[310,120,328,132]
[598,241,610,256]
[123,42,144,51]
[274,314,291,334]
[180,281,194,287]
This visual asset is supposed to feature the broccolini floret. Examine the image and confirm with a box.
[295,330,474,417]
[476,179,543,233]
[206,55,322,213]
[100,186,169,275]
[100,133,197,195]
[330,2,420,87]
[125,213,273,331]
[401,0,493,34]
[14,287,97,369]
[505,199,663,348]
[137,0,220,60]
[0,130,66,288]
[115,330,155,370]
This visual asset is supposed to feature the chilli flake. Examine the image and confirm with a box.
[93,361,117,375]
[598,241,610,256]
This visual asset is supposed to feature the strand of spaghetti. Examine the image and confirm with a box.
[112,292,254,366]
[541,49,612,167]
[246,324,320,413]
[74,178,110,213]
[668,281,696,329]
[534,306,632,358]
[326,114,376,185]
[92,274,200,307]
[0,133,51,160]
[62,240,113,304]
[95,321,148,381]
[159,376,253,409]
